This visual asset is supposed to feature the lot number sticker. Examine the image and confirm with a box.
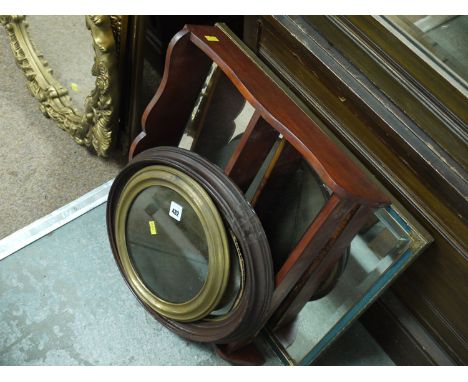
[169,201,183,221]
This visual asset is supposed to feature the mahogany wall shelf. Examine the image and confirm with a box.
[107,23,431,365]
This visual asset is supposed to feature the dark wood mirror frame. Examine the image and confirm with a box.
[120,23,390,364]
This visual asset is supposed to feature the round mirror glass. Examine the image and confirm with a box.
[125,185,209,304]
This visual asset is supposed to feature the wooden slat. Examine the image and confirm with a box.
[224,111,278,192]
[268,195,355,317]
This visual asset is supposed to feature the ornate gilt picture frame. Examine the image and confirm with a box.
[0,15,121,156]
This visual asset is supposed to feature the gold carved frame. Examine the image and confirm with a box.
[0,15,121,156]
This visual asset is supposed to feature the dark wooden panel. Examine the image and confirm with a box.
[250,15,467,364]
[257,17,467,237]
[305,16,468,169]
[361,290,456,365]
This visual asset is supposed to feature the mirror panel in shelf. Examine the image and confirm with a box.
[265,204,431,365]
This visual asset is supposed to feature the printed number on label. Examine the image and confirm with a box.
[169,201,183,221]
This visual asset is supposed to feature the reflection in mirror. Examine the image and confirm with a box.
[246,140,349,301]
[384,16,468,88]
[270,207,412,364]
[124,182,244,316]
[251,142,330,274]
[125,185,209,303]
[179,64,256,168]
[27,16,95,112]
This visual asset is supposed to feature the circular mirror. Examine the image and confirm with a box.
[114,165,230,322]
[107,147,274,344]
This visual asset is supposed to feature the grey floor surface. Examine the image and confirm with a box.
[0,16,125,240]
[0,204,279,366]
[0,199,394,366]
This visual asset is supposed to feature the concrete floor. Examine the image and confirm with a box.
[0,205,236,365]
[0,204,255,365]
[0,200,394,365]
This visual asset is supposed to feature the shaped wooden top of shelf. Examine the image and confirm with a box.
[133,23,389,207]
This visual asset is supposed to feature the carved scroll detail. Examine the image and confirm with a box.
[0,15,121,156]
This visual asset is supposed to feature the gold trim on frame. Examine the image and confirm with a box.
[0,15,120,156]
[114,165,231,322]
